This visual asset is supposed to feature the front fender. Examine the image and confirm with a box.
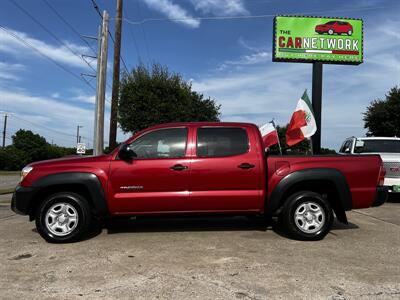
[30,172,109,217]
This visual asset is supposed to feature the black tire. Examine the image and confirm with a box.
[280,191,333,241]
[347,30,352,35]
[35,192,92,243]
[328,29,334,35]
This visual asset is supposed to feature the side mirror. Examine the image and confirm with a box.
[118,144,137,161]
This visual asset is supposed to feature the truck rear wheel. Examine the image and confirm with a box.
[280,191,333,241]
[35,192,92,243]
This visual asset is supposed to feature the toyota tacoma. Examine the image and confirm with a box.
[12,122,387,243]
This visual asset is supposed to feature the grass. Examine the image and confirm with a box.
[0,170,20,175]
[0,187,15,195]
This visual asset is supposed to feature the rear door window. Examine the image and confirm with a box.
[197,127,249,157]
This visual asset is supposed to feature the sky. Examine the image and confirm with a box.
[0,0,399,150]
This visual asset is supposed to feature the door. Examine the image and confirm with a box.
[188,126,263,212]
[108,127,191,214]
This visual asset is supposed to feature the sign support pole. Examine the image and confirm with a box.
[311,62,323,155]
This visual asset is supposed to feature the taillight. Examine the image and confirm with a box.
[378,165,386,186]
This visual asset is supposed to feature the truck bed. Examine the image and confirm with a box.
[266,154,383,209]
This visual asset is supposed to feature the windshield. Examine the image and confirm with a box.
[354,139,400,153]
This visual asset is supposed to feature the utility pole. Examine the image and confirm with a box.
[109,0,123,151]
[2,113,8,148]
[92,25,101,154]
[76,125,83,144]
[93,10,109,156]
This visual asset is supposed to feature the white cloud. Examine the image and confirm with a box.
[0,87,126,148]
[190,0,248,16]
[238,37,266,52]
[0,28,92,69]
[0,88,94,147]
[192,19,400,150]
[141,0,200,28]
[0,62,25,81]
[71,91,96,105]
[69,89,112,108]
[218,51,270,70]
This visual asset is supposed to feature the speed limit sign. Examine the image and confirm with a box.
[76,143,86,154]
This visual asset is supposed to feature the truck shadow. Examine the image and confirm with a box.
[29,217,359,241]
[106,216,271,234]
[271,219,359,239]
[105,216,359,237]
[388,194,400,203]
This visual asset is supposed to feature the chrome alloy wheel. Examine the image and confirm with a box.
[45,203,79,236]
[294,201,325,234]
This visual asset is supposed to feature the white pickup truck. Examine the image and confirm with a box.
[339,137,400,193]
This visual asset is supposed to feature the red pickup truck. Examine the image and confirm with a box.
[12,122,387,243]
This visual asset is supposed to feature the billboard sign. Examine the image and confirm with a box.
[273,16,363,65]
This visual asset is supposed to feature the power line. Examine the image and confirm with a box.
[110,32,130,74]
[120,5,390,25]
[8,0,96,73]
[35,1,115,93]
[5,122,68,145]
[123,4,141,67]
[12,115,77,139]
[6,127,63,145]
[89,0,129,73]
[133,0,151,65]
[40,0,97,55]
[6,127,91,147]
[90,0,102,18]
[0,25,96,92]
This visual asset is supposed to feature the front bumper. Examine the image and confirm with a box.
[372,186,388,207]
[11,185,36,215]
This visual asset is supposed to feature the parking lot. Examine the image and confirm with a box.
[0,195,399,299]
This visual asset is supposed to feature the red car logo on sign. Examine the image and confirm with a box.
[315,20,353,36]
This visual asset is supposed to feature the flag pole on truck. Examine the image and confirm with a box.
[259,120,282,155]
[271,119,282,155]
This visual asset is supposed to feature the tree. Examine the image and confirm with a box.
[0,129,78,170]
[118,64,221,134]
[268,125,311,155]
[363,86,400,137]
[268,124,336,155]
[12,129,48,162]
[0,146,28,170]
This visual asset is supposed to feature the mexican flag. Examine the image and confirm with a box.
[259,121,279,148]
[286,90,316,146]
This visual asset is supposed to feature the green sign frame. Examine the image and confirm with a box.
[273,16,363,65]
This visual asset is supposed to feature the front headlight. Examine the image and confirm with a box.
[20,166,33,182]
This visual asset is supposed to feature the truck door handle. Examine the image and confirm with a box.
[238,163,255,169]
[170,164,188,171]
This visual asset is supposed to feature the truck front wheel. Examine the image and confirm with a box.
[35,192,92,243]
[280,191,333,241]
